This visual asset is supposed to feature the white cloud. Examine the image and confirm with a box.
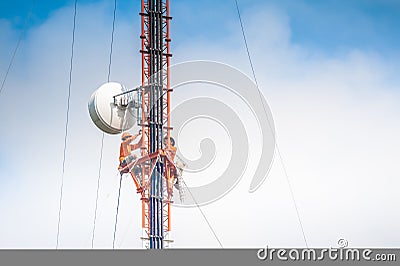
[0,1,399,249]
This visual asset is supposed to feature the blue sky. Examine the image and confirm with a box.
[1,0,400,55]
[0,0,400,249]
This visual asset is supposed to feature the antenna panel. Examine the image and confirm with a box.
[88,82,136,134]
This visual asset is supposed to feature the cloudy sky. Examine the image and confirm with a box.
[0,0,399,249]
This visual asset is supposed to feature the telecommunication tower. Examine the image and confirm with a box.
[88,0,176,249]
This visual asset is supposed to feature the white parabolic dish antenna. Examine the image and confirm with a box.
[88,82,136,134]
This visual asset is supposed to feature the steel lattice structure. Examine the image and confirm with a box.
[132,0,174,249]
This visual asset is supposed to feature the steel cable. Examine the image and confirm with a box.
[234,0,309,247]
[56,0,78,249]
[91,0,118,248]
[0,1,35,96]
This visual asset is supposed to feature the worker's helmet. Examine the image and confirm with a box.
[163,136,175,146]
[121,132,132,141]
